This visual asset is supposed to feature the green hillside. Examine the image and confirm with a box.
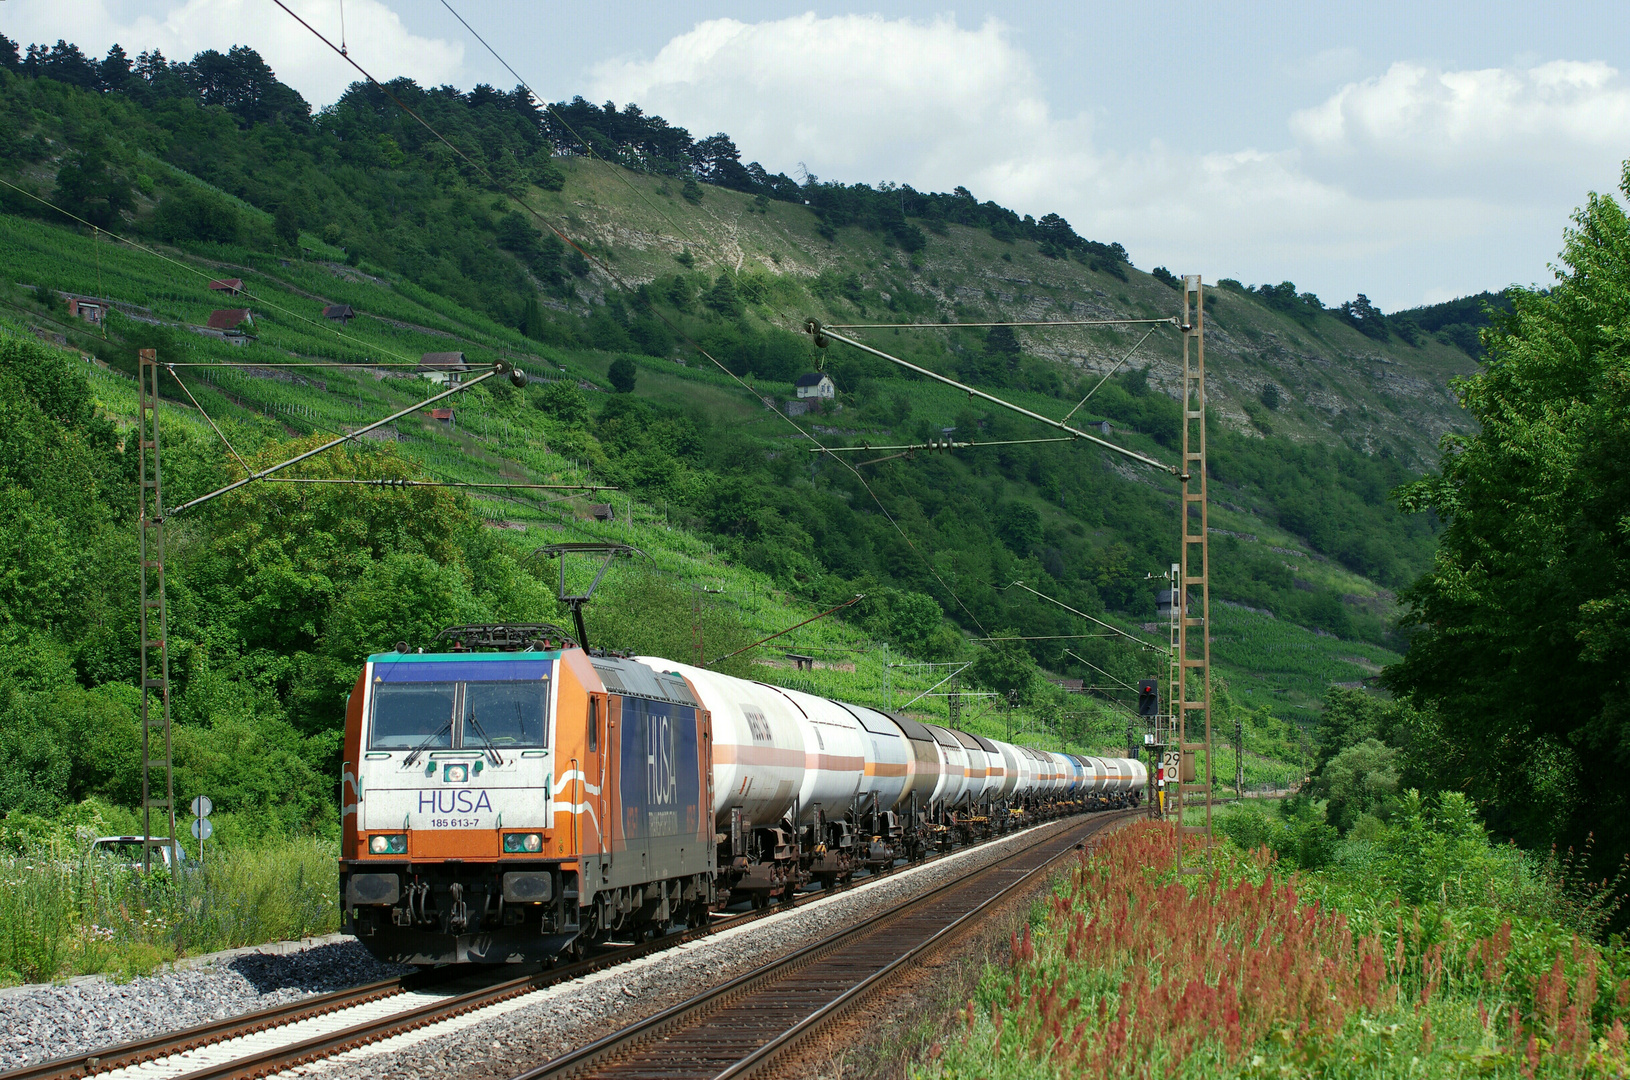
[0,41,1492,832]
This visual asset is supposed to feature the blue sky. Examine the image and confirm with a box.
[6,1,1630,310]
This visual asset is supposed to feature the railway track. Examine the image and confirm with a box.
[513,810,1132,1080]
[2,814,1116,1080]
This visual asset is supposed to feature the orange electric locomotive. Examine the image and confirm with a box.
[339,629,1144,965]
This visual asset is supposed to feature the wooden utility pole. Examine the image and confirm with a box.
[137,350,177,870]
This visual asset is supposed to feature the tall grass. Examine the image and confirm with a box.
[920,821,1630,1079]
[0,837,339,985]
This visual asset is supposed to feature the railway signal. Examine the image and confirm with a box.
[1137,679,1159,718]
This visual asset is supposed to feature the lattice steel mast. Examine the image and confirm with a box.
[1174,277,1215,873]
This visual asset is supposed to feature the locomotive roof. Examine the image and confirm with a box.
[591,656,697,706]
[366,651,558,682]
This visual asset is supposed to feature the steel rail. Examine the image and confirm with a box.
[720,813,1130,1078]
[509,811,1131,1080]
[1,815,1083,1080]
[0,968,463,1080]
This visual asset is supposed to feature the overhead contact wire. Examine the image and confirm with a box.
[164,369,604,511]
[827,318,1177,329]
[1064,650,1140,694]
[991,579,1164,653]
[165,364,252,478]
[1061,325,1159,424]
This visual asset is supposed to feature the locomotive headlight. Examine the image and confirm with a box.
[370,834,407,854]
[443,763,469,783]
[503,832,543,853]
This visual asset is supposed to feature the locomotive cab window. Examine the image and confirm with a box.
[369,682,457,749]
[587,696,599,751]
[369,678,549,750]
[463,681,548,749]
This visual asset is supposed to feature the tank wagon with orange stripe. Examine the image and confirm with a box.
[339,644,1144,965]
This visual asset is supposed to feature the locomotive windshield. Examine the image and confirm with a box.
[370,682,456,749]
[368,678,549,750]
[463,681,547,748]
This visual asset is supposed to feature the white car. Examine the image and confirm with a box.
[88,836,194,872]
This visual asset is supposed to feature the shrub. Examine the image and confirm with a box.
[1313,738,1400,832]
[531,158,565,191]
[151,185,241,245]
[533,379,589,425]
[608,357,637,394]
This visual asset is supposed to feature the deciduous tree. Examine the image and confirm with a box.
[1386,162,1630,871]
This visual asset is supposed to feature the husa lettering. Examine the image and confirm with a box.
[417,789,493,814]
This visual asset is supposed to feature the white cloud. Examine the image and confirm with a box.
[589,13,1076,193]
[3,0,464,107]
[1291,60,1630,199]
[592,16,1629,308]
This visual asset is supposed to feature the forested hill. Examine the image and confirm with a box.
[1,36,1482,457]
[0,35,1488,754]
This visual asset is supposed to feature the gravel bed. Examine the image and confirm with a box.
[286,818,1090,1080]
[0,941,412,1071]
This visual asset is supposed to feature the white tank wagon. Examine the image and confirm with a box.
[636,656,1141,904]
[923,724,972,808]
[1091,755,1149,794]
[951,730,997,805]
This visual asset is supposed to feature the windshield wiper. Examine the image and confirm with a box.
[463,710,505,767]
[402,718,454,768]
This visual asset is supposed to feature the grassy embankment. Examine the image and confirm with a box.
[920,801,1630,1079]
